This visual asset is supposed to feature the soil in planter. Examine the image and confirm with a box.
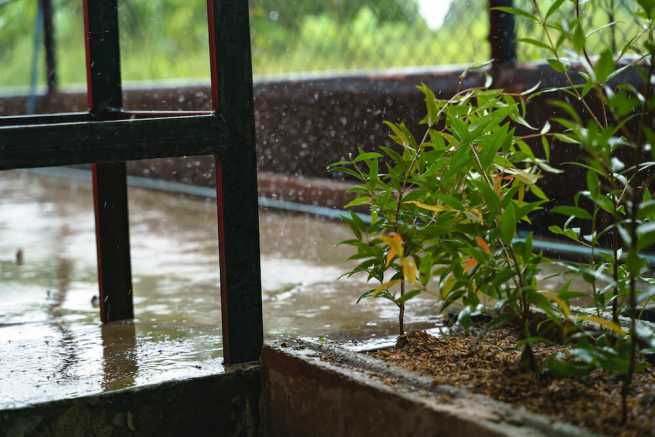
[372,330,655,437]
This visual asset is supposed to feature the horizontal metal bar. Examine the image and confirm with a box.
[0,114,228,170]
[0,111,215,127]
[0,112,91,127]
[121,110,213,118]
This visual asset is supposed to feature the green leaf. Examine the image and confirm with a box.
[545,0,566,19]
[541,135,551,161]
[551,206,592,220]
[499,203,517,245]
[638,222,655,250]
[344,196,371,209]
[418,83,440,126]
[549,99,581,123]
[384,121,415,149]
[518,37,552,52]
[516,139,535,158]
[397,289,422,305]
[479,140,501,171]
[594,49,615,83]
[586,170,600,198]
[353,152,383,162]
[572,22,586,54]
[477,180,500,217]
[549,225,581,242]
[529,184,549,201]
[637,0,655,18]
[535,160,563,174]
[552,133,580,144]
[626,249,646,276]
[491,6,538,21]
[638,200,655,220]
[547,58,569,73]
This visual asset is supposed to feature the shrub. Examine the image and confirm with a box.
[506,0,655,422]
[332,0,655,423]
[330,73,560,370]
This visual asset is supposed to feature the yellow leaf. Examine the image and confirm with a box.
[542,291,571,318]
[475,236,491,255]
[505,168,540,185]
[464,208,483,223]
[463,258,478,273]
[493,175,502,195]
[518,185,525,202]
[372,279,401,297]
[440,273,455,299]
[379,233,404,266]
[578,315,625,336]
[401,257,418,285]
[404,200,450,213]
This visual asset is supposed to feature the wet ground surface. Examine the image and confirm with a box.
[0,170,442,408]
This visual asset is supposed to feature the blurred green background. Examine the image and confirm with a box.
[0,0,641,90]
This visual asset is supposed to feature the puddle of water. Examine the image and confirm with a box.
[1,170,619,407]
[0,170,442,407]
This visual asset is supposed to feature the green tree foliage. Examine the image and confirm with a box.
[0,0,485,88]
[250,0,419,29]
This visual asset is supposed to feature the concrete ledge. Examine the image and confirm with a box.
[0,364,261,437]
[261,339,597,437]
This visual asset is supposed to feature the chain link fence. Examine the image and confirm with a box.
[0,0,646,89]
[1,0,490,88]
[249,0,489,76]
[517,0,643,61]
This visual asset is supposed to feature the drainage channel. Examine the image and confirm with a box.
[29,166,655,267]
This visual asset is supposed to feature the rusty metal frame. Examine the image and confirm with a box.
[0,0,263,365]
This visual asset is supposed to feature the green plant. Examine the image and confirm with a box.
[330,73,565,370]
[503,0,655,423]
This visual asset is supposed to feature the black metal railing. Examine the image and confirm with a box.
[0,0,263,365]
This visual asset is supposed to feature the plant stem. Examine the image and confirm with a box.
[621,47,654,425]
[399,280,405,336]
[467,139,535,371]
[390,128,431,336]
[623,184,639,424]
[531,0,605,129]
[612,224,620,324]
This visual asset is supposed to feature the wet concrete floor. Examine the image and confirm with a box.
[0,170,442,408]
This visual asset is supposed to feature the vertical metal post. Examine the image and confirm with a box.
[83,0,134,323]
[207,0,263,365]
[40,0,57,95]
[489,0,517,70]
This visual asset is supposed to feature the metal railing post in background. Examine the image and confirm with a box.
[488,0,517,77]
[40,0,57,95]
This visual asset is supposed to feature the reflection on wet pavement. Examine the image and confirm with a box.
[0,170,441,407]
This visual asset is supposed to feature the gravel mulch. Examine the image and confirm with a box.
[372,329,655,437]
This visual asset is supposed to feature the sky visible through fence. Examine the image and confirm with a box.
[0,0,645,89]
